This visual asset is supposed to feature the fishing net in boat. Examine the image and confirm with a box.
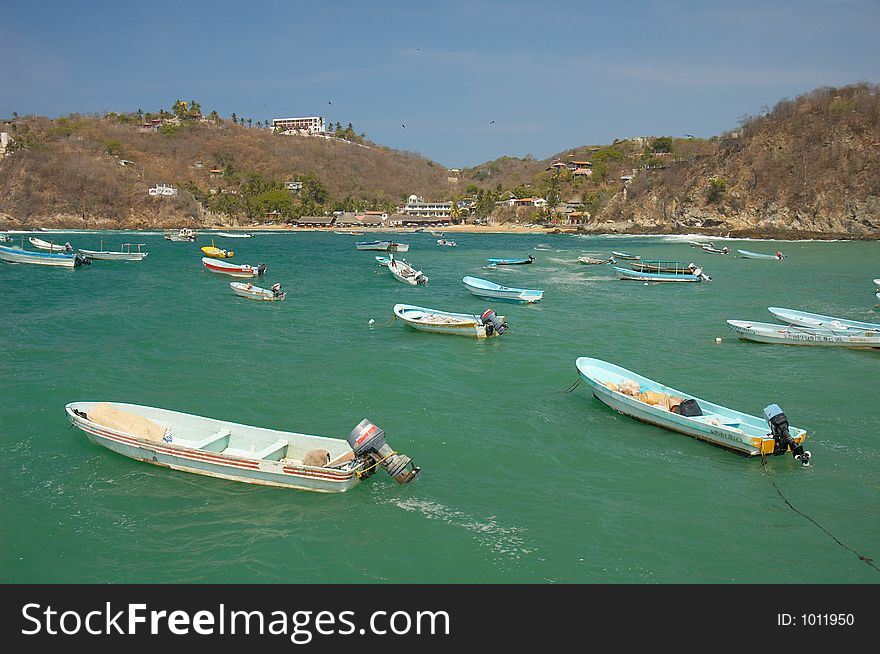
[88,403,168,442]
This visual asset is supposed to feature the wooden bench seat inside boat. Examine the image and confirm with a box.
[222,439,289,461]
[173,429,231,452]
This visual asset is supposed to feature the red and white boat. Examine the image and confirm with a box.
[201,257,266,277]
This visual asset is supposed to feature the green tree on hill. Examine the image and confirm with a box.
[650,137,673,153]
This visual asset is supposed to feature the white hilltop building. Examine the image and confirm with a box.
[272,116,326,134]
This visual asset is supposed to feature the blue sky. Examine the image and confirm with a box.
[3,0,878,166]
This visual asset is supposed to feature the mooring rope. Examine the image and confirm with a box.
[564,378,582,393]
[760,455,879,574]
[369,315,397,327]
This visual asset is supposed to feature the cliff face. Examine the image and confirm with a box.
[592,83,880,238]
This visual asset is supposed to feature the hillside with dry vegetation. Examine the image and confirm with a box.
[0,109,453,229]
[1,84,878,237]
[598,83,880,238]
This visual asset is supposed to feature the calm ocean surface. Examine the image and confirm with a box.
[1,231,878,583]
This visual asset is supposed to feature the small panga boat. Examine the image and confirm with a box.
[767,307,880,332]
[230,282,286,301]
[0,244,90,267]
[29,236,72,252]
[577,256,616,265]
[630,260,693,274]
[575,357,810,462]
[393,303,508,337]
[216,231,254,238]
[202,257,265,277]
[65,402,419,492]
[738,249,784,260]
[165,228,198,242]
[201,240,234,258]
[462,276,543,303]
[486,255,535,265]
[0,234,12,243]
[727,320,880,349]
[611,251,640,260]
[702,245,730,255]
[614,265,710,282]
[437,239,457,247]
[387,255,428,285]
[79,242,148,261]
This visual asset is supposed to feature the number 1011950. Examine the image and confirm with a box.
[777,613,854,626]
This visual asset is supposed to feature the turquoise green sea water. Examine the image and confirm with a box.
[1,231,878,583]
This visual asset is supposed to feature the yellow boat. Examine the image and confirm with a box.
[200,240,234,258]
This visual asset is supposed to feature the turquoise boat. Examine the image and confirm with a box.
[486,255,535,265]
[738,249,784,260]
[767,307,880,332]
[575,357,809,460]
[614,266,709,282]
[462,276,543,303]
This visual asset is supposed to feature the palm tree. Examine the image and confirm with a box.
[247,118,252,128]
[231,113,238,124]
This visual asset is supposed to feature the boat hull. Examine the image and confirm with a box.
[65,402,360,493]
[575,357,807,456]
[737,249,781,260]
[393,303,494,337]
[29,237,71,252]
[611,252,640,260]
[727,320,880,348]
[0,245,78,267]
[462,276,543,303]
[767,307,880,332]
[202,257,264,277]
[230,282,285,301]
[79,250,148,261]
[487,257,534,265]
[614,266,702,282]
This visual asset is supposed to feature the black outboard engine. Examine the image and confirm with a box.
[74,253,91,266]
[480,309,508,336]
[415,272,428,285]
[348,419,420,484]
[763,404,811,466]
[256,263,267,275]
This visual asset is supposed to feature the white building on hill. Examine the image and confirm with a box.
[272,116,326,134]
[402,194,452,218]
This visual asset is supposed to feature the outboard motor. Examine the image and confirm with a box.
[763,404,811,466]
[256,263,267,275]
[480,309,508,336]
[348,419,420,484]
[689,264,711,282]
[74,253,91,266]
[415,273,428,285]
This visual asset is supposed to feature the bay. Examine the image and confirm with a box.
[1,231,877,583]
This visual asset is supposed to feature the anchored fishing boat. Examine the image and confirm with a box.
[79,242,148,261]
[577,256,616,265]
[165,228,198,242]
[216,231,254,238]
[387,255,428,285]
[767,307,880,332]
[393,304,508,338]
[335,230,366,235]
[614,265,710,282]
[575,357,810,462]
[0,244,90,267]
[201,240,234,258]
[29,236,72,252]
[702,245,730,255]
[202,257,266,277]
[355,240,409,252]
[738,249,784,260]
[437,239,457,247]
[0,234,14,243]
[611,251,640,260]
[65,402,419,492]
[727,320,880,349]
[486,255,535,265]
[230,282,286,301]
[462,276,543,303]
[630,260,694,274]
